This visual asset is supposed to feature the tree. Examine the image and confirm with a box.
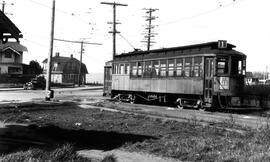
[29,60,43,76]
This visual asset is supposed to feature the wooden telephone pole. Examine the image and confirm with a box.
[100,2,127,59]
[141,8,158,51]
[45,0,55,101]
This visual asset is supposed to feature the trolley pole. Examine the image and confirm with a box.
[100,2,127,59]
[45,0,56,101]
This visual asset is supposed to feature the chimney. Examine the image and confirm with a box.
[70,54,73,58]
[55,52,60,57]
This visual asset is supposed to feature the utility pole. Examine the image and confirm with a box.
[78,41,83,87]
[1,1,14,14]
[100,2,127,59]
[45,0,55,101]
[54,38,102,87]
[141,8,158,51]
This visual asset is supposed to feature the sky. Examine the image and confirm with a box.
[4,0,270,73]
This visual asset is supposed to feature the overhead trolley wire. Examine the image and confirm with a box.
[159,0,248,27]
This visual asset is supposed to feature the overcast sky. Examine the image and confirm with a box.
[5,0,270,73]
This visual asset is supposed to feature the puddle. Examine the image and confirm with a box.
[0,123,155,154]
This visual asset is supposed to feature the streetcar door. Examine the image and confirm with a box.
[204,57,214,105]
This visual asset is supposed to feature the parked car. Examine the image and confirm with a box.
[24,76,46,90]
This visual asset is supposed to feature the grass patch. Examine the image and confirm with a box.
[3,103,270,161]
[0,144,91,162]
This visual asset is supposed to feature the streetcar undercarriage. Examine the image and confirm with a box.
[111,90,251,110]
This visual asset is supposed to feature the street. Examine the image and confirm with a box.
[1,86,269,130]
[0,86,104,103]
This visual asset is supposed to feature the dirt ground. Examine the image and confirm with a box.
[1,101,270,161]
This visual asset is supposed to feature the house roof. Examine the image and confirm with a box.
[0,10,22,42]
[43,56,88,74]
[0,42,28,53]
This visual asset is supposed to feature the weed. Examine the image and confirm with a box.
[187,115,198,127]
[101,154,117,162]
[222,113,235,128]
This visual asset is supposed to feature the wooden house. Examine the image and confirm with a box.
[0,10,27,75]
[42,53,88,85]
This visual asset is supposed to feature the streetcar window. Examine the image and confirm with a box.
[153,60,160,77]
[242,59,246,75]
[120,64,124,74]
[238,61,242,75]
[176,58,184,77]
[143,61,152,78]
[216,57,229,75]
[160,60,167,77]
[168,59,175,77]
[125,64,130,74]
[194,57,203,77]
[130,62,137,77]
[113,63,118,74]
[231,58,242,75]
[138,62,143,77]
[184,58,192,77]
[112,64,115,74]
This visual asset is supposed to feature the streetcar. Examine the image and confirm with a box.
[104,40,247,110]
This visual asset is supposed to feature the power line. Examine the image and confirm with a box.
[26,0,81,16]
[22,38,48,48]
[54,38,102,45]
[159,0,246,27]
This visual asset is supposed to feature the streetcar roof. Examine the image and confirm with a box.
[115,41,245,59]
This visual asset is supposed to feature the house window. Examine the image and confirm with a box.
[4,51,12,58]
[8,67,21,73]
[53,62,58,71]
[71,63,76,71]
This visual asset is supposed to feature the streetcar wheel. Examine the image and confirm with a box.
[199,106,206,111]
[129,95,136,104]
[176,98,183,109]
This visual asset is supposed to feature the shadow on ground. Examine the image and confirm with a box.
[0,124,156,154]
